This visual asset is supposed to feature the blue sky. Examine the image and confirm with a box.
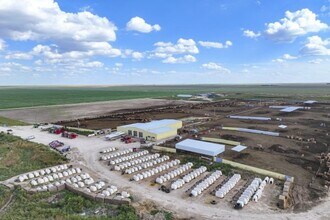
[0,0,329,85]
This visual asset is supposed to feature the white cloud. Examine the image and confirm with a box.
[282,54,297,60]
[79,5,93,12]
[202,62,230,73]
[149,52,172,59]
[243,30,261,39]
[123,49,144,60]
[0,39,5,51]
[308,58,323,64]
[0,0,119,56]
[198,40,232,49]
[80,61,104,68]
[115,63,123,67]
[162,55,196,64]
[126,16,161,33]
[7,42,120,64]
[300,35,330,56]
[320,5,330,14]
[5,52,33,60]
[272,58,285,63]
[0,62,31,72]
[154,38,199,55]
[264,9,328,42]
[131,51,144,60]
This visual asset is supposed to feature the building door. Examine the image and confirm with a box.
[133,131,137,137]
[128,130,132,136]
[139,132,143,138]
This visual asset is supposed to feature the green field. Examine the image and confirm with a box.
[0,185,11,209]
[0,187,138,220]
[0,133,67,181]
[0,84,329,109]
[0,116,29,126]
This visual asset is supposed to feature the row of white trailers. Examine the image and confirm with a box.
[102,148,275,209]
[16,164,126,198]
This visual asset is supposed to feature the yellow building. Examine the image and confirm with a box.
[117,119,182,141]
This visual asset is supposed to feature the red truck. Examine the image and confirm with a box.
[62,131,78,139]
[121,136,135,144]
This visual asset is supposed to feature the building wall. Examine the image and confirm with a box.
[117,120,182,141]
[153,129,177,140]
[167,120,183,129]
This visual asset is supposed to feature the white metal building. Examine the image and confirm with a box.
[229,115,271,121]
[175,139,225,156]
[117,119,182,141]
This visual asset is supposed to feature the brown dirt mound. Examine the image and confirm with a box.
[255,110,271,115]
[269,144,299,154]
[233,153,250,159]
[220,134,248,142]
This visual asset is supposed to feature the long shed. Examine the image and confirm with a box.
[175,139,225,156]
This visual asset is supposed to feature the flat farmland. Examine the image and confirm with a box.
[0,84,329,109]
[0,99,190,123]
[0,85,220,109]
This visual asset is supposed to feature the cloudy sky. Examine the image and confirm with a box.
[0,0,329,85]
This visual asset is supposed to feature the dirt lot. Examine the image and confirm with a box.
[58,100,245,129]
[1,125,329,220]
[2,99,329,218]
[58,100,330,212]
[0,98,192,124]
[189,102,330,211]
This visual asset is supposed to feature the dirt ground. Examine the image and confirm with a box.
[1,99,329,218]
[58,100,244,129]
[0,98,192,124]
[59,99,330,212]
[1,125,329,220]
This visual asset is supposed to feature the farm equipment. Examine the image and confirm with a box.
[48,140,70,153]
[25,135,35,141]
[49,140,64,148]
[175,135,182,141]
[57,145,71,153]
[121,136,136,144]
[62,131,78,139]
[48,127,64,134]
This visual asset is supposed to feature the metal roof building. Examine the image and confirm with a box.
[175,139,225,156]
[177,94,193,98]
[231,145,247,152]
[280,106,301,112]
[304,100,317,104]
[117,119,182,141]
[229,115,271,121]
[269,105,306,113]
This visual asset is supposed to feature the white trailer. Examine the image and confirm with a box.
[105,131,125,140]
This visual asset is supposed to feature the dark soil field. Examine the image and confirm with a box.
[55,99,329,211]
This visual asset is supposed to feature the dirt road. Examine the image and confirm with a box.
[0,99,190,123]
[1,126,329,220]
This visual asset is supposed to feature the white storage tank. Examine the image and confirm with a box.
[90,185,97,192]
[30,180,38,186]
